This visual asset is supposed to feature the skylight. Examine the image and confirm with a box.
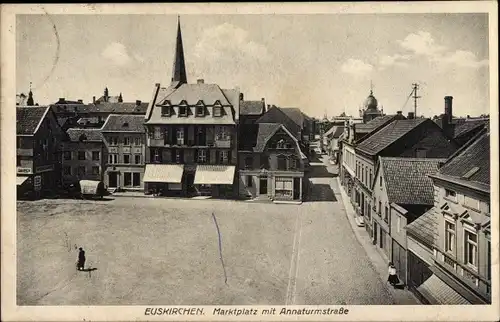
[462,166,480,179]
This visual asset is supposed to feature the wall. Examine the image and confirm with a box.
[61,141,105,182]
[390,203,409,249]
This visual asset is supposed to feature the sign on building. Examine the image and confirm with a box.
[17,167,33,175]
[34,175,42,191]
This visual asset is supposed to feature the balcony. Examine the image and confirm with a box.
[214,139,231,148]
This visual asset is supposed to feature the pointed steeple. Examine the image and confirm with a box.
[27,82,34,106]
[118,92,123,103]
[171,16,188,86]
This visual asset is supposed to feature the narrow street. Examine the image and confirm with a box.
[286,154,395,305]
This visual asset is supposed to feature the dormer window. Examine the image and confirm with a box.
[122,122,129,128]
[277,139,285,149]
[178,100,188,117]
[161,106,171,117]
[213,101,223,117]
[196,101,205,117]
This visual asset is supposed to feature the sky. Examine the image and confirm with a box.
[16,13,490,118]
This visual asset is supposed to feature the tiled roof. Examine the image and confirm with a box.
[96,95,121,103]
[16,106,49,135]
[154,83,231,106]
[101,114,146,132]
[405,207,438,250]
[254,123,283,152]
[51,102,148,114]
[355,115,399,134]
[256,106,301,139]
[453,119,489,138]
[240,100,264,115]
[66,128,103,142]
[238,123,282,152]
[381,157,445,205]
[357,118,427,155]
[280,108,304,128]
[437,129,489,187]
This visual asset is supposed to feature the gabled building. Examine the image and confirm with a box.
[16,106,68,199]
[371,157,445,284]
[256,105,302,140]
[62,129,105,183]
[101,114,147,191]
[94,87,124,104]
[238,123,306,202]
[452,119,489,147]
[354,116,459,236]
[239,95,266,125]
[422,127,491,304]
[143,18,240,198]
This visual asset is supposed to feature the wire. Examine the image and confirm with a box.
[400,88,415,113]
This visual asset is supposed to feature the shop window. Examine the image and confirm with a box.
[133,173,141,187]
[124,172,132,187]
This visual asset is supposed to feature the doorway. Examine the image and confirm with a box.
[259,177,268,195]
[293,177,300,200]
[108,172,118,188]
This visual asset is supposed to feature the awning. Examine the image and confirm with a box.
[194,165,235,185]
[143,164,184,183]
[417,274,471,305]
[17,176,29,186]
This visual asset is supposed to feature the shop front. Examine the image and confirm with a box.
[193,165,236,198]
[143,164,185,196]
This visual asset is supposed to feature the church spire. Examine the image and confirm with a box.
[171,16,187,86]
[27,82,34,106]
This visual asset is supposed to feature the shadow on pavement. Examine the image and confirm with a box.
[307,164,337,178]
[306,183,338,202]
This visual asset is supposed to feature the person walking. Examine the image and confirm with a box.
[387,262,400,287]
[76,247,86,271]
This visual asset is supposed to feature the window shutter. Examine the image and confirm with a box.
[194,149,199,162]
[207,149,211,163]
[228,151,232,163]
[180,150,185,163]
[216,151,220,164]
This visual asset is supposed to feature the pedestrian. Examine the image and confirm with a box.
[387,262,399,286]
[76,247,86,271]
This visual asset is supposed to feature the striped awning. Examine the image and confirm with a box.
[194,165,235,185]
[417,274,470,305]
[143,164,184,183]
[16,176,29,186]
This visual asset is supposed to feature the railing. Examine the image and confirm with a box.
[214,139,231,148]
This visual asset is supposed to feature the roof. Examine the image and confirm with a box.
[240,100,264,115]
[379,157,445,205]
[154,83,231,106]
[254,123,283,152]
[66,128,103,142]
[101,114,146,132]
[435,129,489,189]
[405,207,438,249]
[256,106,301,139]
[96,95,121,103]
[325,125,346,138]
[16,106,49,135]
[354,114,399,134]
[51,102,148,114]
[357,118,427,155]
[453,119,489,138]
[280,107,304,128]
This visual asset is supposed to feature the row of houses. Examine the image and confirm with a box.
[16,18,317,203]
[338,94,491,304]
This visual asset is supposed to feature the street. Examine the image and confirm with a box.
[17,156,393,305]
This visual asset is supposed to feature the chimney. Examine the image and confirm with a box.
[93,96,96,104]
[239,93,244,101]
[136,100,142,106]
[197,79,204,84]
[78,99,83,104]
[396,111,402,115]
[58,98,65,103]
[444,96,453,124]
[408,111,415,119]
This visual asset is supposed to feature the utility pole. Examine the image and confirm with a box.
[412,83,421,117]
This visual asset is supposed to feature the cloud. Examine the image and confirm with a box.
[379,54,411,68]
[440,50,489,68]
[101,42,137,66]
[398,31,446,57]
[193,23,271,64]
[341,59,373,75]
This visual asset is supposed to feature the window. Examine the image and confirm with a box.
[109,137,118,146]
[176,127,184,145]
[124,172,132,187]
[260,155,269,169]
[464,229,478,268]
[277,139,285,149]
[134,137,141,146]
[133,173,141,187]
[445,189,457,202]
[123,137,130,146]
[78,166,86,177]
[369,170,372,187]
[277,155,287,170]
[196,105,204,116]
[216,126,229,140]
[397,215,401,233]
[123,154,130,164]
[213,106,222,117]
[245,156,253,169]
[445,220,456,253]
[179,105,188,116]
[161,105,171,116]
[198,149,207,163]
[175,150,182,163]
[78,151,86,160]
[152,149,160,163]
[219,151,229,164]
[108,154,118,164]
[247,176,253,188]
[63,151,72,160]
[92,151,100,161]
[154,127,162,140]
[92,166,100,175]
[134,155,141,164]
[384,206,389,223]
[416,148,427,158]
[289,157,297,170]
[63,166,71,175]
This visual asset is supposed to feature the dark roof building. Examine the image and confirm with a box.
[256,105,301,139]
[66,128,103,142]
[240,99,266,116]
[16,106,51,135]
[354,113,405,142]
[101,114,146,133]
[238,123,282,152]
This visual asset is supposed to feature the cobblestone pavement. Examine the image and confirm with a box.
[17,158,398,305]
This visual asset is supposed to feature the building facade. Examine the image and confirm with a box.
[17,106,67,199]
[238,123,305,202]
[101,114,147,190]
[143,18,240,198]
